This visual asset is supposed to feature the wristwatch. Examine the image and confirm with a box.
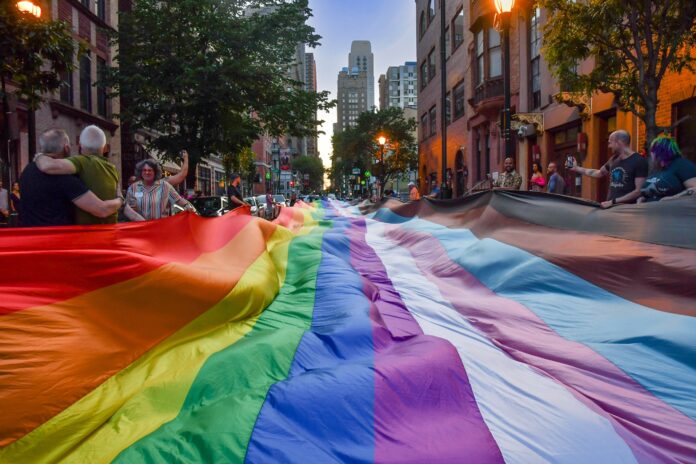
[612,197,617,205]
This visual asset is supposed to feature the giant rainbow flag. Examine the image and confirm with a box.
[1,191,695,463]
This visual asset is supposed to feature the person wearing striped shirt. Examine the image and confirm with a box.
[125,159,195,221]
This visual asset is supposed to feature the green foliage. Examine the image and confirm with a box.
[292,155,324,192]
[110,0,334,177]
[541,0,696,145]
[330,107,417,190]
[0,3,81,109]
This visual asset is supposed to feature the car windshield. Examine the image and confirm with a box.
[191,197,221,211]
[257,195,267,204]
[273,195,286,203]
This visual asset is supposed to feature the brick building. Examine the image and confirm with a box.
[416,0,696,201]
[2,0,122,186]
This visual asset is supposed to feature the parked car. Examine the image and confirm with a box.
[190,196,232,217]
[273,194,288,207]
[244,197,261,217]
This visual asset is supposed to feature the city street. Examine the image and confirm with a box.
[1,0,695,462]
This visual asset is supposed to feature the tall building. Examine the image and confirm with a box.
[334,68,369,134]
[348,41,375,110]
[305,52,319,157]
[379,62,418,110]
[378,74,388,110]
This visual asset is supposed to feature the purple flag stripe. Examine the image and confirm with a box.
[383,223,696,463]
[344,217,505,464]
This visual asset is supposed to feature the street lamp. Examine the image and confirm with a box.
[16,1,42,17]
[494,0,515,159]
[377,135,387,198]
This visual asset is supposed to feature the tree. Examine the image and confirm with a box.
[0,3,80,172]
[292,155,324,193]
[110,0,333,184]
[330,107,417,195]
[541,0,696,147]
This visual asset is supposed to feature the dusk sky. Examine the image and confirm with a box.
[307,0,417,168]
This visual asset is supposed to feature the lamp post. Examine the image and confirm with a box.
[2,2,41,208]
[377,135,386,198]
[439,0,447,199]
[16,2,42,159]
[494,0,515,159]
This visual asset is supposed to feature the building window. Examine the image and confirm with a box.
[488,29,502,78]
[428,49,436,82]
[453,80,465,119]
[97,57,107,117]
[420,61,428,90]
[475,30,484,85]
[445,26,451,60]
[428,0,435,23]
[529,7,541,109]
[420,112,429,140]
[445,92,451,125]
[60,70,73,105]
[81,0,89,9]
[474,27,503,88]
[674,97,696,163]
[429,105,437,136]
[97,0,106,21]
[80,53,92,112]
[452,8,464,52]
[420,11,426,39]
[198,166,211,195]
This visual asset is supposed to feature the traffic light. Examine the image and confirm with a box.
[290,181,295,187]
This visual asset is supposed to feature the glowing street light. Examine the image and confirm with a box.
[493,0,515,14]
[16,1,42,17]
[378,135,386,146]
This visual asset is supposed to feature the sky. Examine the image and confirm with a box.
[306,0,417,169]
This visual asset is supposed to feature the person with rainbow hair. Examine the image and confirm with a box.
[639,134,696,202]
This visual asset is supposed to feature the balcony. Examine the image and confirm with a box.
[472,78,503,106]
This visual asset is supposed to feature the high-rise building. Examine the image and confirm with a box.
[348,41,375,110]
[335,68,369,134]
[305,52,319,157]
[379,62,418,110]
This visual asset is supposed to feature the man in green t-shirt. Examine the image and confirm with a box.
[35,125,120,225]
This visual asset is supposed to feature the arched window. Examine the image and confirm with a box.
[428,0,435,23]
[419,11,426,39]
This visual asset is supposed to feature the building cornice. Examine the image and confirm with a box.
[49,100,119,135]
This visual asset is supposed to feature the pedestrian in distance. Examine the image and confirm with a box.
[0,180,9,225]
[35,125,121,224]
[493,157,523,190]
[569,129,648,208]
[408,182,420,201]
[547,162,566,195]
[529,161,546,192]
[227,174,249,212]
[20,129,123,227]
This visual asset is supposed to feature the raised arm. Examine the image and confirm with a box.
[35,154,77,175]
[165,150,189,187]
[570,157,608,179]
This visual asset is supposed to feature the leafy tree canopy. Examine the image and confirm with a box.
[292,155,324,193]
[0,3,80,109]
[111,0,334,177]
[330,107,417,192]
[541,0,696,146]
